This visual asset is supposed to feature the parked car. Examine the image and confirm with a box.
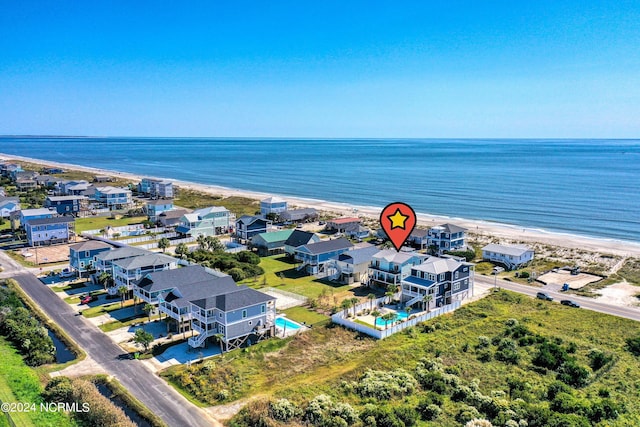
[59,268,75,278]
[560,299,580,308]
[80,294,98,304]
[536,292,553,301]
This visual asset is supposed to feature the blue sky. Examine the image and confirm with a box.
[1,1,638,137]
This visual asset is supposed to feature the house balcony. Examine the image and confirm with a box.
[158,304,188,322]
[192,310,217,325]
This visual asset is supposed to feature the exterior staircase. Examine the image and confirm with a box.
[188,333,207,348]
[405,294,424,308]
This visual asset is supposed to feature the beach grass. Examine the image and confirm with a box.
[174,188,259,216]
[162,290,640,426]
[75,216,147,234]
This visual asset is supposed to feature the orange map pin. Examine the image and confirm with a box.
[380,202,417,252]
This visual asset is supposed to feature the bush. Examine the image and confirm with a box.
[626,335,640,356]
[228,267,246,282]
[417,402,441,421]
[519,271,530,279]
[557,361,590,388]
[456,406,481,424]
[0,306,55,366]
[269,398,298,422]
[393,405,417,426]
[237,251,260,265]
[353,369,417,399]
[43,376,74,403]
[359,405,404,427]
[587,348,612,371]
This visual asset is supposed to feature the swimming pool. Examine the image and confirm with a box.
[375,311,409,327]
[275,317,301,330]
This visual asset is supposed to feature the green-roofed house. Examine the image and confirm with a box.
[250,229,295,256]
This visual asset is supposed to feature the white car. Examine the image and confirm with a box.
[59,268,75,278]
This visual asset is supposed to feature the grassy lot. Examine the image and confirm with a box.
[99,313,161,332]
[174,188,259,216]
[282,306,329,326]
[0,338,73,427]
[50,281,88,293]
[247,255,355,303]
[5,250,37,268]
[63,289,106,304]
[75,216,147,233]
[81,298,135,318]
[0,220,10,232]
[162,290,640,426]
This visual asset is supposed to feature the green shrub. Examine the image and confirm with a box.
[417,402,441,420]
[587,348,612,371]
[455,405,481,424]
[269,398,298,422]
[353,369,417,399]
[557,361,590,388]
[625,335,640,356]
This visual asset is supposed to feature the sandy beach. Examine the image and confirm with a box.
[4,152,640,258]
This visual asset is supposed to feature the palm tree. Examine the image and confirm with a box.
[381,312,397,329]
[422,294,433,313]
[350,297,359,317]
[143,303,154,323]
[197,235,207,251]
[367,293,376,310]
[386,284,397,305]
[117,285,128,308]
[205,236,225,252]
[97,272,113,290]
[371,310,381,329]
[174,243,189,258]
[157,237,170,253]
[214,333,225,353]
[341,299,352,317]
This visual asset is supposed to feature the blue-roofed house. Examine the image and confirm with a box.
[93,246,150,277]
[235,215,271,242]
[328,244,380,284]
[401,256,473,310]
[19,208,54,227]
[176,206,231,237]
[260,196,288,216]
[25,216,75,246]
[368,249,428,288]
[69,240,112,277]
[133,265,224,306]
[94,186,133,210]
[294,237,354,276]
[283,230,321,257]
[0,197,20,218]
[138,177,174,199]
[111,253,178,294]
[482,243,534,270]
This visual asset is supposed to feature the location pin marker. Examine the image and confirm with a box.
[380,202,417,252]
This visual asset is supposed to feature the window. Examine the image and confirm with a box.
[219,312,222,318]
[242,310,247,318]
[261,305,265,313]
[248,321,252,326]
[454,271,459,279]
[453,283,460,291]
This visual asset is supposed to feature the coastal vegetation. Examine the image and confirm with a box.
[161,290,640,426]
[174,188,259,216]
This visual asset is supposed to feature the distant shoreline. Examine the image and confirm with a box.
[3,152,640,257]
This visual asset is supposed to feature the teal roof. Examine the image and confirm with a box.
[254,229,294,244]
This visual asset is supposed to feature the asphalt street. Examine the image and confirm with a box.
[1,253,219,427]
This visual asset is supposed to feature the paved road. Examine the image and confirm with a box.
[5,266,219,427]
[476,275,640,322]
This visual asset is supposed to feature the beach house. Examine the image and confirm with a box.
[188,286,276,351]
[158,209,188,227]
[146,199,175,223]
[283,230,321,257]
[368,249,428,288]
[326,217,361,233]
[133,265,221,306]
[409,228,429,249]
[44,195,87,216]
[93,246,150,278]
[279,208,319,224]
[58,180,90,196]
[25,216,75,247]
[176,206,231,237]
[260,196,288,216]
[138,178,174,199]
[250,229,294,256]
[401,256,474,310]
[328,245,380,284]
[235,215,271,242]
[482,243,534,270]
[19,208,54,226]
[0,197,20,218]
[294,237,354,276]
[110,253,178,295]
[94,186,133,210]
[427,224,467,254]
[69,240,112,277]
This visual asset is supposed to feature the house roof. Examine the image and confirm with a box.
[113,253,176,270]
[284,230,317,247]
[138,265,231,292]
[95,246,149,262]
[298,237,353,255]
[252,229,294,244]
[331,245,380,265]
[482,243,532,257]
[96,186,130,194]
[403,275,436,288]
[20,208,54,217]
[261,196,286,204]
[236,215,268,226]
[0,196,19,205]
[46,195,87,202]
[160,277,239,308]
[410,228,429,238]
[329,217,361,225]
[192,286,275,311]
[412,256,462,275]
[433,223,467,234]
[159,209,187,219]
[25,216,74,226]
[193,206,229,217]
[373,249,427,264]
[69,240,112,252]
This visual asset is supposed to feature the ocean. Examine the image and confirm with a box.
[1,137,639,243]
